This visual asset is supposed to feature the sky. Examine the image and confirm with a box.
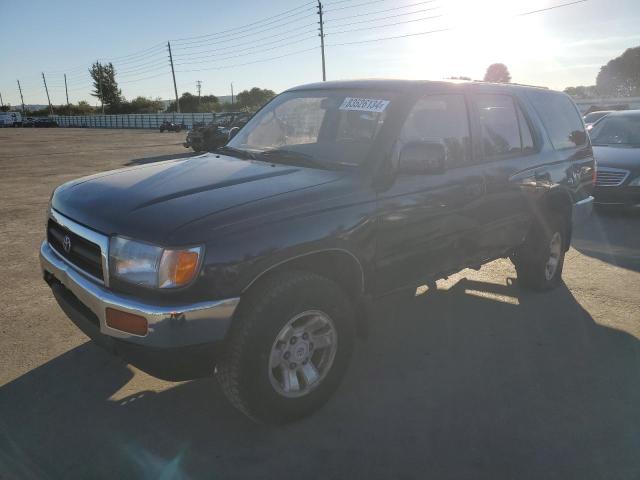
[1,0,639,107]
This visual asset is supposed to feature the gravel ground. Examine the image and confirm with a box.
[0,128,638,480]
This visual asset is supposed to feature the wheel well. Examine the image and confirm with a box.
[244,250,365,300]
[545,191,573,249]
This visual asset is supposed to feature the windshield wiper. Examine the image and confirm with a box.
[258,149,328,169]
[217,145,256,160]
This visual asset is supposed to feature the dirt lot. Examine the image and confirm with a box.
[1,128,639,479]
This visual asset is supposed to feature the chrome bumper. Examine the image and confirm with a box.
[40,240,239,348]
[572,195,594,226]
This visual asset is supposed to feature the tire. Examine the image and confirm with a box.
[217,270,355,424]
[512,211,568,290]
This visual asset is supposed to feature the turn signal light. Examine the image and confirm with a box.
[106,308,148,336]
[159,250,200,288]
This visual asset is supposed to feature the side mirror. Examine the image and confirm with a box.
[228,126,240,140]
[398,140,447,175]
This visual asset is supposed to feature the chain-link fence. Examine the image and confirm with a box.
[52,112,218,129]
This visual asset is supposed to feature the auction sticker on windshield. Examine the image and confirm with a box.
[339,97,390,113]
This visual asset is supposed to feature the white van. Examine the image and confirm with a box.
[0,111,23,127]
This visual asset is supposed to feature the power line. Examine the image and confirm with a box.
[325,13,443,35]
[175,46,318,73]
[171,2,316,43]
[101,50,167,69]
[172,17,317,51]
[323,0,389,14]
[173,31,317,64]
[98,42,167,62]
[173,12,317,49]
[115,58,170,76]
[174,36,318,67]
[328,26,450,46]
[324,2,439,25]
[325,0,588,47]
[517,0,588,16]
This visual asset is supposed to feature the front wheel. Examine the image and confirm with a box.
[512,212,568,290]
[217,271,355,424]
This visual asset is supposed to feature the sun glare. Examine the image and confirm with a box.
[402,0,557,81]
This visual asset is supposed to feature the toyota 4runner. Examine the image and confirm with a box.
[41,80,594,424]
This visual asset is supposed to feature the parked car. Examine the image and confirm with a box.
[34,117,58,128]
[0,111,23,127]
[40,80,594,424]
[23,117,36,127]
[590,110,640,208]
[584,110,612,130]
[159,120,184,132]
[184,112,251,152]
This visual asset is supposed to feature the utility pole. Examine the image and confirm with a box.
[64,74,70,108]
[230,83,234,107]
[196,80,202,106]
[167,41,180,113]
[0,91,3,108]
[17,80,25,113]
[42,72,53,115]
[97,63,105,114]
[317,0,326,81]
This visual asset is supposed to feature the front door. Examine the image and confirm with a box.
[375,92,485,294]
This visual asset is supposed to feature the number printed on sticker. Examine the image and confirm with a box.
[339,97,390,113]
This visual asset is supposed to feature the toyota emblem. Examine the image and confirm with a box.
[63,235,72,253]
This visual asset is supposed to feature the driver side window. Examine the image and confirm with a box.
[399,94,472,168]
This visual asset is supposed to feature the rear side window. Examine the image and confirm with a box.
[400,94,472,167]
[517,106,535,152]
[476,94,523,158]
[528,91,586,149]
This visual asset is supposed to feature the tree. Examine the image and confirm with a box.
[483,63,511,83]
[596,46,640,97]
[89,62,122,111]
[0,104,11,112]
[166,92,219,112]
[235,87,276,111]
[120,96,164,114]
[563,85,599,99]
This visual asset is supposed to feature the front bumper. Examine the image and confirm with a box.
[40,240,239,379]
[572,195,594,226]
[594,187,640,208]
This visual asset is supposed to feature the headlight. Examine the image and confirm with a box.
[629,176,640,186]
[109,236,202,288]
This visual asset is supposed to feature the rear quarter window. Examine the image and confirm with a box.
[527,91,587,150]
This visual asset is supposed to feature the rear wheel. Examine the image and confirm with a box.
[512,212,568,290]
[217,270,355,424]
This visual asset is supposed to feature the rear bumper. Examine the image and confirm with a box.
[40,240,239,379]
[572,195,594,226]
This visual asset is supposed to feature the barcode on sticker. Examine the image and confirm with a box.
[339,97,390,113]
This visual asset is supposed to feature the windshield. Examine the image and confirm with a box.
[590,114,640,146]
[227,89,392,167]
[583,111,610,123]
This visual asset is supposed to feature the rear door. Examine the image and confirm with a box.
[469,92,541,258]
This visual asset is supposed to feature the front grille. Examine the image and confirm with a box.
[47,219,104,281]
[595,168,629,187]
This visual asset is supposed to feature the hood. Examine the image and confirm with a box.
[52,153,343,244]
[593,145,640,171]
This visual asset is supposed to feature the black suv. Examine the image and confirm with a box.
[40,80,594,423]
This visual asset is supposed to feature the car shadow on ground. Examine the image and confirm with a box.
[572,209,640,272]
[1,278,639,480]
[125,152,200,166]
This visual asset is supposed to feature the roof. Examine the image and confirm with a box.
[285,78,552,94]
[602,109,640,117]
